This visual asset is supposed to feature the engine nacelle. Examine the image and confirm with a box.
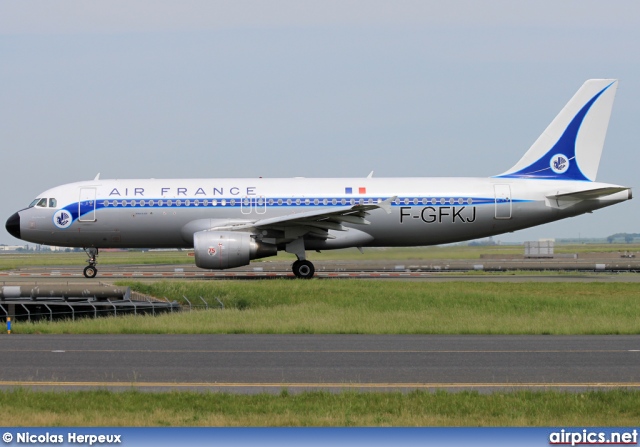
[193,231,277,270]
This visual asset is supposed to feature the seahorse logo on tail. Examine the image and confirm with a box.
[550,154,569,174]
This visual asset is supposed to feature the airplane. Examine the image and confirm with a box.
[4,79,632,279]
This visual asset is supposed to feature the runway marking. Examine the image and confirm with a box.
[0,349,635,354]
[1,381,639,389]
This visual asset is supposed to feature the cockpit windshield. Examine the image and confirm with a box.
[29,198,57,208]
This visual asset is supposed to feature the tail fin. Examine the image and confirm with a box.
[497,79,618,181]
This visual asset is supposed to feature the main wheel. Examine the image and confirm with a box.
[292,260,315,279]
[83,265,97,278]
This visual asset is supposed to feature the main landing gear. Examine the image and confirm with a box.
[83,247,98,278]
[292,259,315,279]
[286,238,315,279]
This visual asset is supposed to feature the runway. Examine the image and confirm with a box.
[1,334,639,393]
[2,263,640,283]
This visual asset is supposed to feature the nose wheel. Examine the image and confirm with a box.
[83,265,97,278]
[292,260,315,279]
[83,247,99,278]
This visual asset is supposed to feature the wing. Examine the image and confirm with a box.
[207,196,396,243]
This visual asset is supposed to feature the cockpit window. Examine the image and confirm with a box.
[36,198,48,207]
[29,199,40,208]
[49,198,57,208]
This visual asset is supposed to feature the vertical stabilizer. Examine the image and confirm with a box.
[497,79,617,181]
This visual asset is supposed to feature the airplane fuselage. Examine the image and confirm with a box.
[9,177,630,250]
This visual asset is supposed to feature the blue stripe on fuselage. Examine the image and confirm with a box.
[59,196,531,225]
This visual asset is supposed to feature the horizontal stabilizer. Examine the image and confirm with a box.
[545,187,630,209]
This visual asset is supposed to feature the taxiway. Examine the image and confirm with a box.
[1,334,639,393]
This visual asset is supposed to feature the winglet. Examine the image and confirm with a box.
[378,196,396,214]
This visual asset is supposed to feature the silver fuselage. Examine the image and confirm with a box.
[8,177,631,251]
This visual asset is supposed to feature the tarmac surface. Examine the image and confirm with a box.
[1,334,640,393]
[2,262,640,283]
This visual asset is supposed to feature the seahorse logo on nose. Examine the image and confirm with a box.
[53,210,72,229]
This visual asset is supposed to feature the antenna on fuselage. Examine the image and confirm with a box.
[94,173,101,180]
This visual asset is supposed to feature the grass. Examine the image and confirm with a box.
[0,251,194,270]
[3,266,639,427]
[8,280,640,334]
[1,388,639,426]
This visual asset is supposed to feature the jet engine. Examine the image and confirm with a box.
[193,231,277,269]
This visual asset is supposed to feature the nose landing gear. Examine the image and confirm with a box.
[83,247,98,278]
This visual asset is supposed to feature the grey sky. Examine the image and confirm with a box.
[2,1,639,245]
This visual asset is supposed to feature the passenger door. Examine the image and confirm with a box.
[78,188,97,222]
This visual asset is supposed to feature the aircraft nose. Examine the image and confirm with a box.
[5,212,21,239]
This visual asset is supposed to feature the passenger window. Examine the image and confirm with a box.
[37,198,48,207]
[49,198,57,208]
